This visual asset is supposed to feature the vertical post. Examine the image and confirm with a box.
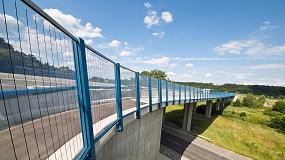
[148,77,152,112]
[158,79,162,109]
[165,80,168,106]
[179,84,181,104]
[172,83,175,105]
[115,63,123,131]
[135,72,140,119]
[74,38,95,158]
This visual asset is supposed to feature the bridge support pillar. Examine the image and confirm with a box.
[162,107,166,123]
[182,103,194,132]
[205,100,213,118]
[193,102,197,114]
[182,103,189,130]
[221,99,225,109]
[216,99,221,111]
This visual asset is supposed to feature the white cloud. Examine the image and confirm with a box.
[108,40,121,48]
[152,31,165,38]
[143,56,170,66]
[144,11,160,28]
[205,73,212,77]
[44,8,103,43]
[181,74,192,78]
[144,2,152,8]
[161,11,173,23]
[214,40,285,56]
[119,50,131,57]
[169,63,178,67]
[248,64,285,70]
[259,21,277,31]
[167,72,176,76]
[228,73,253,80]
[185,63,194,68]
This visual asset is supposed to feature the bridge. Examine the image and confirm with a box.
[0,0,235,159]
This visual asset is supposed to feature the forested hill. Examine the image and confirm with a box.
[183,82,285,98]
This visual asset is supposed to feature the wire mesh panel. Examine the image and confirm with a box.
[175,83,180,101]
[140,74,149,107]
[120,67,136,115]
[168,81,173,102]
[186,85,190,102]
[0,0,83,159]
[161,80,167,102]
[85,47,117,136]
[181,85,185,102]
[151,78,158,104]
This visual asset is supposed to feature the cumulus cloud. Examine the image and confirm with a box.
[185,63,194,68]
[108,40,121,48]
[248,64,285,70]
[167,72,176,76]
[259,21,277,31]
[144,11,160,28]
[119,50,131,57]
[152,31,165,38]
[161,11,173,23]
[205,73,212,77]
[214,40,285,56]
[143,56,170,66]
[144,2,152,8]
[44,8,103,43]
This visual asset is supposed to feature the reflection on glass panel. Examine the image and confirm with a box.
[161,80,167,102]
[120,67,136,115]
[151,78,158,104]
[0,0,83,159]
[85,47,116,131]
[168,82,173,101]
[140,75,149,106]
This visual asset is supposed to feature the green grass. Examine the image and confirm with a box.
[165,104,285,160]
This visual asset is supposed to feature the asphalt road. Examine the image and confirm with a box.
[0,98,140,160]
[160,131,229,160]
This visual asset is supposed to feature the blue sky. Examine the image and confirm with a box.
[33,0,285,86]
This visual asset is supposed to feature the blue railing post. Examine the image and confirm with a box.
[148,77,152,112]
[73,38,95,159]
[172,83,175,105]
[135,72,140,119]
[165,81,168,106]
[179,84,181,104]
[115,63,123,132]
[158,79,162,109]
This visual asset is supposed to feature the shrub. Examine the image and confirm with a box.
[240,112,247,117]
[232,99,241,107]
[272,101,285,114]
[242,94,256,108]
[256,96,266,107]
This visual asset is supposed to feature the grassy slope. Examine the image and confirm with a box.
[165,105,285,160]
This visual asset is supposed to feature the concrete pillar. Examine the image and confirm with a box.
[186,103,194,132]
[193,102,197,113]
[216,99,221,111]
[221,99,225,109]
[205,100,213,118]
[162,107,166,123]
[182,103,189,130]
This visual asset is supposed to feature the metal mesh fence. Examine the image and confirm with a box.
[120,67,136,115]
[161,80,167,102]
[0,0,83,159]
[139,74,149,107]
[168,81,173,102]
[151,78,158,104]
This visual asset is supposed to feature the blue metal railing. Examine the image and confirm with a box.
[0,0,236,159]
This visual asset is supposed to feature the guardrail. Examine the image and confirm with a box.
[0,0,235,159]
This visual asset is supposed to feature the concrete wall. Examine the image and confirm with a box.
[95,108,163,160]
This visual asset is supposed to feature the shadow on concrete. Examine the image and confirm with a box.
[160,101,232,160]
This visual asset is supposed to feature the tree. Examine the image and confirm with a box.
[242,94,257,108]
[272,101,285,113]
[232,99,241,107]
[141,69,168,80]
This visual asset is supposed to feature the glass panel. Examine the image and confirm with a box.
[151,78,158,104]
[139,75,149,107]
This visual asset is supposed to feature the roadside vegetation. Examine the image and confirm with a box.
[165,94,285,160]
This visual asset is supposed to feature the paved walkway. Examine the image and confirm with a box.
[160,125,250,160]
